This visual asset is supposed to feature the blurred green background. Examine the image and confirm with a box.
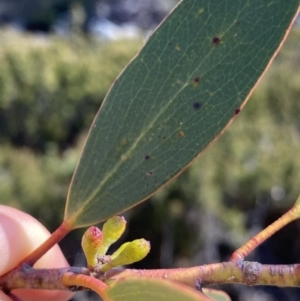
[0,2,300,301]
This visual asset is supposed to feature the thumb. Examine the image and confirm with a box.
[0,205,73,301]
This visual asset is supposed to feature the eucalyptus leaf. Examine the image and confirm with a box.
[65,0,299,227]
[107,278,214,301]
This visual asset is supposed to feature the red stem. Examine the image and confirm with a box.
[20,220,72,266]
[61,272,109,300]
[230,203,300,261]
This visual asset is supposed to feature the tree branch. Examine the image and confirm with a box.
[231,198,300,261]
[1,261,300,295]
[104,261,300,288]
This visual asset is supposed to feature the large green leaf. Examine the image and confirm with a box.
[65,0,299,227]
[107,278,223,301]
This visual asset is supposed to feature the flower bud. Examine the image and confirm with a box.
[97,216,126,256]
[81,226,103,268]
[100,239,150,272]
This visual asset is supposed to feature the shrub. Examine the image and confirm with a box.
[0,29,142,150]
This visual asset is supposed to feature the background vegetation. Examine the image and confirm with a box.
[0,26,300,301]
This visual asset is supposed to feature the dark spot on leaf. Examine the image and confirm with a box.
[178,131,185,138]
[236,20,240,26]
[194,77,200,83]
[145,155,150,160]
[147,171,153,176]
[193,102,202,110]
[163,136,166,140]
[235,108,241,115]
[212,37,221,45]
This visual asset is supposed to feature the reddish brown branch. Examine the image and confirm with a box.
[0,265,73,291]
[104,261,300,288]
[20,220,72,267]
[61,272,108,300]
[230,203,300,261]
[1,261,300,296]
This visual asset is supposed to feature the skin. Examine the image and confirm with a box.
[0,205,73,301]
